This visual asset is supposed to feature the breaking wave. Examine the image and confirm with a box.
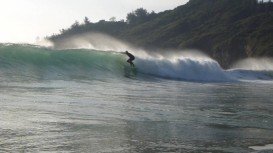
[0,43,272,82]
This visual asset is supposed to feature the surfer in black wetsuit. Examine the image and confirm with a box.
[124,51,135,67]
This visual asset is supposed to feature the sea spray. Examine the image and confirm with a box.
[232,58,273,71]
[50,32,132,51]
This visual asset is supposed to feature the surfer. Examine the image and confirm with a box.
[123,51,135,67]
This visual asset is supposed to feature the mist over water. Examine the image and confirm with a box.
[51,32,132,51]
[232,58,273,71]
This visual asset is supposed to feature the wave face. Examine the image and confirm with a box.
[0,44,272,82]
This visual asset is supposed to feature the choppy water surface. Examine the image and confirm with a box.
[1,77,273,153]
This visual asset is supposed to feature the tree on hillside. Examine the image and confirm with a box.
[126,8,150,24]
[71,21,80,28]
[84,17,90,24]
[109,17,116,22]
[60,29,66,34]
[135,8,149,17]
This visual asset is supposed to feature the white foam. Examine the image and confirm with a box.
[250,144,273,151]
[135,55,232,82]
[134,55,273,82]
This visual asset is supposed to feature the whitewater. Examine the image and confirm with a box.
[1,43,273,152]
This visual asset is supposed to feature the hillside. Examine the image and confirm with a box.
[48,0,273,68]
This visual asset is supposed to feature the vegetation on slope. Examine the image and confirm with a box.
[49,0,273,68]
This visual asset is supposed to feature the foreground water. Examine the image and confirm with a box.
[1,44,273,152]
[1,77,273,153]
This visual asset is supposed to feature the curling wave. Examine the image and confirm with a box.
[0,44,272,82]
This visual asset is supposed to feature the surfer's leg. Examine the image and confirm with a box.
[127,59,134,67]
[129,61,133,66]
[128,58,134,66]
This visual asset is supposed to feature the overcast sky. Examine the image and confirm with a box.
[0,0,189,43]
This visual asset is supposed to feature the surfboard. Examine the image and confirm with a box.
[124,65,137,78]
[131,66,137,75]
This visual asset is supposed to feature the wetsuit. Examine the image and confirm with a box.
[125,52,135,66]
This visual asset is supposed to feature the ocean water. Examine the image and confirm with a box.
[0,44,273,153]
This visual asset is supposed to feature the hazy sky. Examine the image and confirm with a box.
[0,0,189,43]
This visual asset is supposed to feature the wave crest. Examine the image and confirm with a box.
[0,44,272,82]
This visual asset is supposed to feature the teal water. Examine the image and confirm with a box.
[0,44,273,152]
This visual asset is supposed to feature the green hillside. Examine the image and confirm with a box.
[49,0,273,68]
